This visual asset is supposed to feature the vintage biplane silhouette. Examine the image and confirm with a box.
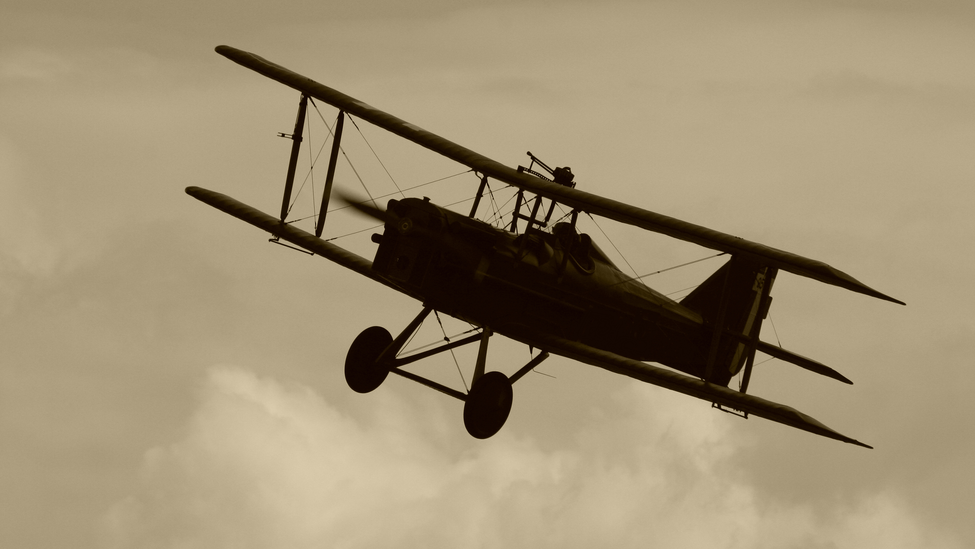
[187,46,903,447]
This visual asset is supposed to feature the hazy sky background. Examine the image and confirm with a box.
[2,1,973,547]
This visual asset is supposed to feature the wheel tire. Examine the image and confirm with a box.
[463,371,513,439]
[345,326,393,393]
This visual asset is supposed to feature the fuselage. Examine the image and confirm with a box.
[371,197,714,379]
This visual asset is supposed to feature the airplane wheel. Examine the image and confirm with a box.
[345,326,393,393]
[463,371,513,439]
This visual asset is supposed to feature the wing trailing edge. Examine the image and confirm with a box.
[215,45,903,306]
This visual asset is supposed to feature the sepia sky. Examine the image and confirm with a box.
[2,1,973,547]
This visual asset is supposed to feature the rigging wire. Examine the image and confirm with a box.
[286,169,474,225]
[395,169,473,193]
[322,223,385,242]
[282,121,785,396]
[339,143,378,208]
[541,201,725,293]
[585,212,638,278]
[307,106,316,223]
[550,209,575,226]
[327,170,475,216]
[304,100,378,209]
[736,356,776,391]
[278,105,792,394]
[484,187,519,228]
[664,284,700,299]
[396,316,423,362]
[347,116,406,199]
[485,180,505,227]
[546,199,640,277]
[768,314,783,347]
[288,105,720,300]
[434,310,469,392]
[286,105,334,221]
[610,252,727,287]
[403,327,480,355]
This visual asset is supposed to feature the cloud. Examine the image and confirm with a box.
[101,367,961,549]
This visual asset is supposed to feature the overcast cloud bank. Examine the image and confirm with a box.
[102,367,961,549]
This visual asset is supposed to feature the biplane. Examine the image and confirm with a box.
[187,45,903,448]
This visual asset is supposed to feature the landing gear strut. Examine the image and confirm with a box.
[344,307,549,439]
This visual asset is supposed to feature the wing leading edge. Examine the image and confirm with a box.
[215,45,903,306]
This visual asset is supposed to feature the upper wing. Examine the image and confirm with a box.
[500,327,872,448]
[215,45,903,306]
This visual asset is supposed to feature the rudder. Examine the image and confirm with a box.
[680,256,777,388]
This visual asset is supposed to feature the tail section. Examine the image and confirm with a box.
[680,256,776,388]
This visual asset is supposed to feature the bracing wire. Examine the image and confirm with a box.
[550,209,575,226]
[585,212,638,278]
[297,96,483,224]
[286,169,475,225]
[403,327,480,355]
[610,252,727,287]
[304,99,378,210]
[484,187,519,228]
[289,103,720,302]
[486,180,504,227]
[347,116,406,199]
[307,107,316,222]
[285,106,334,220]
[399,319,422,357]
[322,223,385,242]
[434,310,469,392]
[541,200,724,295]
[768,314,783,347]
[664,284,700,298]
[400,169,474,193]
[341,148,379,208]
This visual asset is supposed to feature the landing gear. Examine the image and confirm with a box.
[345,308,549,439]
[463,371,513,439]
[345,326,392,393]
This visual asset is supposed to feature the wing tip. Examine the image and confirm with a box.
[872,290,906,306]
[850,439,874,450]
[831,269,905,306]
[185,186,207,200]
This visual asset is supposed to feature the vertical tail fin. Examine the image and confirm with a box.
[680,257,777,388]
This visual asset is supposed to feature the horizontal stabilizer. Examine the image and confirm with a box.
[756,341,852,384]
[215,45,904,306]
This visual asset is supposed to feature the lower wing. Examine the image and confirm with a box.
[185,186,418,299]
[502,327,872,448]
